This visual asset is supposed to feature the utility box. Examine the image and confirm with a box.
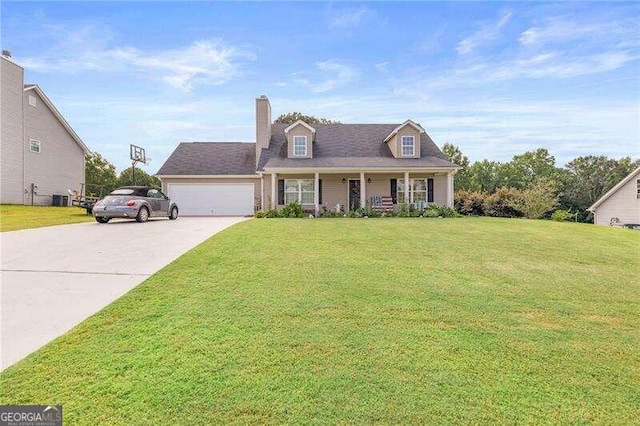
[52,195,69,207]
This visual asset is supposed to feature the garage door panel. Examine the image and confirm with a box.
[167,183,254,216]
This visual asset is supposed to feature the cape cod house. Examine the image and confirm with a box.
[157,96,459,216]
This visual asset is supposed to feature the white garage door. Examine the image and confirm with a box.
[167,183,254,216]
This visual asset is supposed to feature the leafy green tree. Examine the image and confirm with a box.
[467,160,503,193]
[442,143,472,190]
[510,148,561,189]
[117,167,162,188]
[274,112,340,125]
[85,152,118,197]
[517,179,560,219]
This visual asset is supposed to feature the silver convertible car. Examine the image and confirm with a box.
[92,186,179,223]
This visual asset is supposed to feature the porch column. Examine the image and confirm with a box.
[314,171,320,217]
[446,171,453,207]
[360,172,366,209]
[271,172,277,209]
[404,171,410,204]
[260,174,265,211]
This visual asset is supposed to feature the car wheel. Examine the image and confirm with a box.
[95,217,110,224]
[169,206,178,220]
[136,207,150,223]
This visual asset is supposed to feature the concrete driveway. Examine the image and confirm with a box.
[0,216,248,370]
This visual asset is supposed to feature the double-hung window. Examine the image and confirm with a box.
[397,178,433,203]
[293,136,307,156]
[401,136,415,156]
[637,179,640,199]
[284,179,314,205]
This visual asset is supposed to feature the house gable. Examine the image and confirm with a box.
[384,120,425,159]
[23,85,89,153]
[22,85,86,205]
[284,120,315,159]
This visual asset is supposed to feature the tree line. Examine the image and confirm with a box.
[442,144,639,222]
[85,152,162,197]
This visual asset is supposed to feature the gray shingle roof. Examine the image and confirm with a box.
[258,123,457,170]
[157,142,255,175]
[158,124,457,176]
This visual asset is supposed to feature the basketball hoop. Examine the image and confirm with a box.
[130,144,146,164]
[130,144,148,185]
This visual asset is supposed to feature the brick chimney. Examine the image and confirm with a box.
[255,95,271,168]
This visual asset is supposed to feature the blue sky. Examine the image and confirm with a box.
[2,1,639,173]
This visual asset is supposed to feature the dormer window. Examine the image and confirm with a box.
[401,136,415,156]
[293,136,307,156]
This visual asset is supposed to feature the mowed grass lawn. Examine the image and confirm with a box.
[1,218,639,423]
[0,204,93,232]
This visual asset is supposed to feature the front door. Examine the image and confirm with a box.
[349,179,360,210]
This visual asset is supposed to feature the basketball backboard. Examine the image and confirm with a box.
[130,144,146,163]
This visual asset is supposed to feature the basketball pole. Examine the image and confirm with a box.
[129,144,147,186]
[131,159,138,185]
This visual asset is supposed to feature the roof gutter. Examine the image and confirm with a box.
[156,174,261,179]
[262,166,460,173]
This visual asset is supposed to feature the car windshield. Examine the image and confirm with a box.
[110,189,135,195]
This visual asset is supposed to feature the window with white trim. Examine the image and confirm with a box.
[29,139,41,153]
[293,136,307,156]
[284,179,314,205]
[637,179,640,198]
[397,178,431,203]
[401,136,415,156]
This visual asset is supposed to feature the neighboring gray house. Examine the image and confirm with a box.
[588,166,640,226]
[157,95,459,216]
[1,53,89,206]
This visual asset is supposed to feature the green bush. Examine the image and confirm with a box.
[279,202,304,218]
[397,203,422,217]
[455,190,486,215]
[437,206,459,218]
[483,187,524,218]
[255,208,280,218]
[363,207,382,218]
[422,207,440,218]
[551,209,574,222]
[518,180,560,219]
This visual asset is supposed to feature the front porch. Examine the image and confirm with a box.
[261,170,454,215]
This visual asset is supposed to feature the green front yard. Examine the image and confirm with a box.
[0,204,93,232]
[1,218,638,423]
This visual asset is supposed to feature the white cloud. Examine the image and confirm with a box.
[518,16,630,46]
[132,40,255,91]
[375,61,389,73]
[329,6,374,29]
[457,11,513,55]
[15,23,255,92]
[294,60,359,93]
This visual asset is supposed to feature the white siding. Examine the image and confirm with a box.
[593,171,640,225]
[0,57,25,204]
[23,89,85,206]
